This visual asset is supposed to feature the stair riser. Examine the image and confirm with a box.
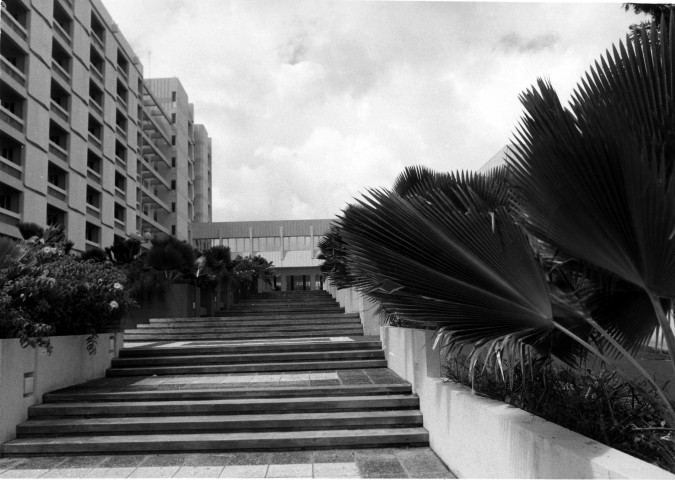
[107,359,388,375]
[128,324,362,333]
[123,331,365,341]
[153,313,360,321]
[29,399,420,417]
[43,386,412,403]
[143,319,361,328]
[18,416,423,436]
[119,342,382,357]
[2,433,429,455]
[111,351,384,367]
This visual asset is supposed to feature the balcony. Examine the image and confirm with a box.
[50,100,69,123]
[48,141,68,161]
[91,32,104,53]
[90,63,104,83]
[87,167,101,184]
[117,65,128,81]
[88,132,102,151]
[89,98,103,116]
[0,155,22,181]
[0,105,24,134]
[1,56,26,87]
[86,205,100,220]
[2,12,28,44]
[47,183,67,202]
[53,21,71,46]
[51,60,70,83]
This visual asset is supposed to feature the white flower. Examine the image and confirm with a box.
[109,301,119,310]
[113,283,123,290]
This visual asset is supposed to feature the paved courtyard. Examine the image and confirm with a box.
[0,448,455,478]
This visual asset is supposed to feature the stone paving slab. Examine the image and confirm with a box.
[49,368,406,395]
[0,447,455,478]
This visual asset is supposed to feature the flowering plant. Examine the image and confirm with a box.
[0,230,136,354]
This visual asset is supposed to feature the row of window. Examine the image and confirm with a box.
[196,236,318,253]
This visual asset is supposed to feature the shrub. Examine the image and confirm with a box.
[0,238,135,354]
[444,354,675,472]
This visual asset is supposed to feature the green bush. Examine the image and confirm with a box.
[445,355,675,472]
[0,238,135,354]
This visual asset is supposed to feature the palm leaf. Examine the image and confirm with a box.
[392,165,511,212]
[509,19,675,367]
[339,188,582,360]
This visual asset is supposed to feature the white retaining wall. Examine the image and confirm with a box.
[324,281,674,479]
[0,333,123,444]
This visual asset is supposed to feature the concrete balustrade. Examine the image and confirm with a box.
[0,333,123,444]
[324,281,675,479]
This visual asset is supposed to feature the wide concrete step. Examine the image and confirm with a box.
[125,324,362,335]
[2,427,429,455]
[44,384,413,403]
[223,305,345,313]
[123,330,365,341]
[107,359,388,375]
[111,349,384,367]
[27,395,420,417]
[234,299,339,306]
[118,340,382,357]
[143,317,360,328]
[16,410,424,436]
[172,312,361,321]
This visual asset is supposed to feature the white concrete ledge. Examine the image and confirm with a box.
[0,333,123,444]
[323,282,675,478]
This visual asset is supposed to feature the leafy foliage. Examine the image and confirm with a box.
[329,14,675,465]
[445,355,675,473]
[0,237,135,354]
[230,255,275,298]
[317,223,355,289]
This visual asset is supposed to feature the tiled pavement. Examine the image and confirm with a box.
[49,367,408,393]
[0,448,456,478]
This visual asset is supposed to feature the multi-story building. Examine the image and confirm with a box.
[0,0,211,250]
[192,219,332,291]
[144,78,212,239]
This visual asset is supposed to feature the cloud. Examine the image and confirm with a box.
[103,0,646,222]
[498,32,559,54]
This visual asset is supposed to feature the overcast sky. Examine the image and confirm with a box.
[104,0,646,222]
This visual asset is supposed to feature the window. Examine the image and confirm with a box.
[46,205,66,228]
[47,162,67,189]
[85,222,100,243]
[171,180,176,190]
[171,157,176,167]
[87,150,101,173]
[114,203,125,222]
[90,12,105,45]
[171,113,176,124]
[114,171,125,191]
[49,121,68,150]
[171,202,175,212]
[0,184,20,213]
[86,186,101,208]
[115,140,126,162]
[171,225,176,236]
[171,135,175,146]
[171,91,176,102]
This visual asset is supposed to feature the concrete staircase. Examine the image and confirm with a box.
[1,290,428,455]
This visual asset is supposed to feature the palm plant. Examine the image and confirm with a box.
[337,17,675,430]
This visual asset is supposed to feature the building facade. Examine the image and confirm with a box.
[0,0,212,250]
[192,219,332,291]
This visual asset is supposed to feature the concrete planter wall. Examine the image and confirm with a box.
[0,333,123,444]
[323,282,674,479]
[124,283,206,329]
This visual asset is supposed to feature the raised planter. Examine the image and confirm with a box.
[323,282,675,479]
[124,283,205,330]
[0,333,123,444]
